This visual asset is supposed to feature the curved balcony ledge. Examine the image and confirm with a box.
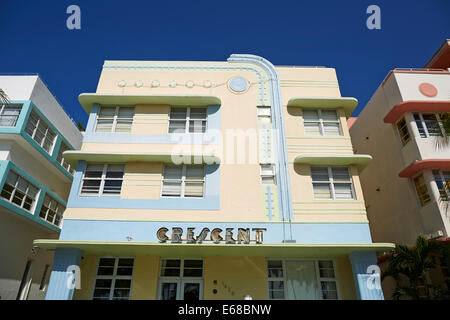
[79,93,222,114]
[383,100,450,124]
[33,239,394,258]
[398,159,450,178]
[63,150,220,167]
[294,154,372,172]
[286,97,358,118]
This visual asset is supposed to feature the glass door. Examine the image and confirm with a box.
[181,280,202,300]
[159,281,178,300]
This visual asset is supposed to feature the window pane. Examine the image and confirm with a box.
[304,122,321,135]
[333,183,353,199]
[184,182,204,197]
[162,181,182,197]
[188,120,206,133]
[414,114,427,138]
[185,166,204,180]
[170,107,187,120]
[332,167,350,182]
[96,119,114,132]
[161,259,181,277]
[422,114,440,136]
[414,174,431,206]
[189,108,207,120]
[397,118,410,145]
[311,167,329,182]
[323,123,340,136]
[303,110,319,121]
[0,105,22,126]
[106,165,124,178]
[160,283,178,300]
[81,180,101,194]
[321,110,338,121]
[313,183,332,199]
[103,180,123,195]
[85,165,103,178]
[163,166,182,180]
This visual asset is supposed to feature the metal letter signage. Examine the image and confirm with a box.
[157,227,266,244]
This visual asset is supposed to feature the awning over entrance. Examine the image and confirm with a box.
[34,239,394,258]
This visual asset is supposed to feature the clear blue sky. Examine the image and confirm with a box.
[1,0,449,126]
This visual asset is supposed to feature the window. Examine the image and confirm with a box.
[96,106,135,133]
[159,259,203,300]
[311,166,354,200]
[413,113,450,138]
[267,260,338,300]
[303,109,341,136]
[39,194,65,227]
[414,174,431,206]
[168,107,207,133]
[0,104,22,127]
[92,257,134,300]
[267,260,285,299]
[261,164,276,185]
[1,170,39,212]
[56,141,74,175]
[25,110,57,154]
[161,165,205,198]
[396,118,410,146]
[433,170,450,201]
[80,164,125,196]
[317,260,339,299]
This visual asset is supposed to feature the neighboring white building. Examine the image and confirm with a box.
[0,75,82,299]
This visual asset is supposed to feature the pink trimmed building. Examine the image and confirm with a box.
[349,39,450,297]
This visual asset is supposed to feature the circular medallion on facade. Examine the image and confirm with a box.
[169,81,177,88]
[419,83,438,97]
[118,80,127,87]
[135,80,143,88]
[228,77,249,93]
[151,80,160,88]
[186,80,195,88]
[203,80,212,88]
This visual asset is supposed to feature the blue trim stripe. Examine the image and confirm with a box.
[59,219,373,244]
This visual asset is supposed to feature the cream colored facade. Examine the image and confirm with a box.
[39,55,392,300]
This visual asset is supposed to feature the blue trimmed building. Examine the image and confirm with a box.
[37,56,392,300]
[0,75,82,300]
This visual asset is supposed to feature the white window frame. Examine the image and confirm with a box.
[413,173,431,207]
[267,259,340,300]
[432,169,450,201]
[95,106,135,133]
[168,107,208,134]
[396,117,411,146]
[39,194,66,227]
[311,166,355,200]
[25,110,57,155]
[0,170,40,212]
[413,112,446,138]
[56,141,74,175]
[91,256,135,300]
[161,165,206,198]
[303,109,342,136]
[80,163,125,197]
[158,258,204,300]
[0,103,22,127]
